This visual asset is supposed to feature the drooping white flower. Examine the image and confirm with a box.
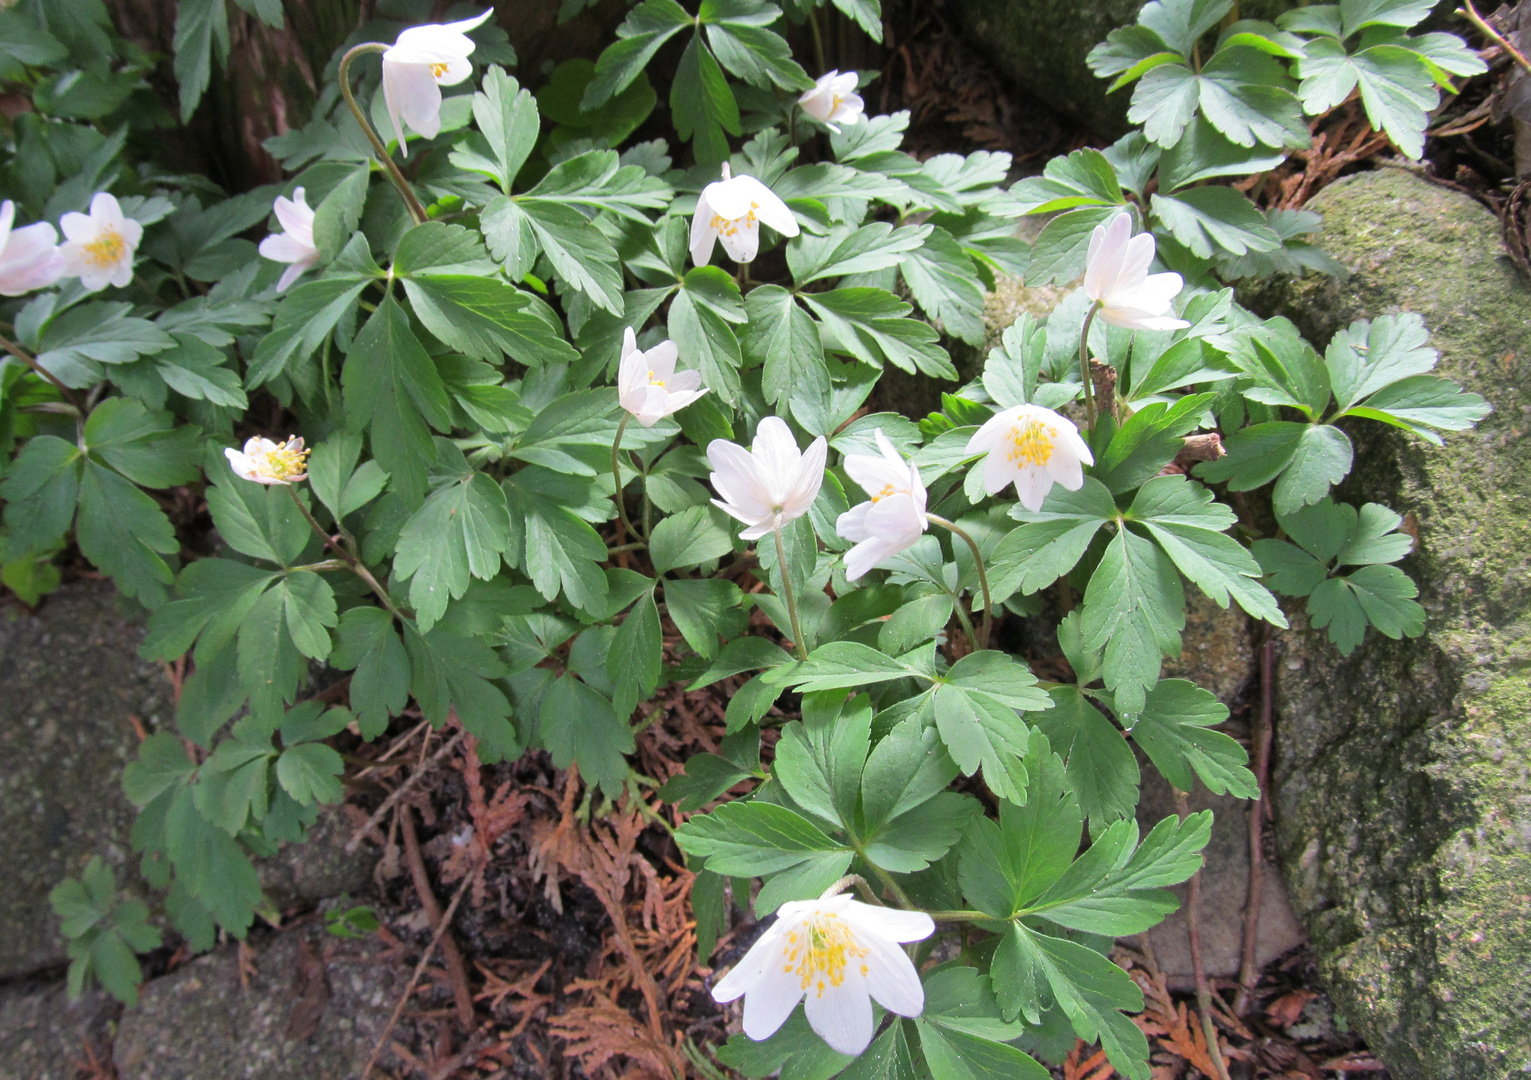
[798,70,865,132]
[381,9,493,157]
[0,200,65,296]
[690,163,800,267]
[58,192,142,292]
[617,327,707,427]
[1082,211,1189,332]
[707,416,826,541]
[711,894,934,1055]
[836,429,927,581]
[965,403,1094,512]
[225,436,311,486]
[258,187,320,292]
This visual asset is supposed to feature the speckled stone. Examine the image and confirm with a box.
[1253,168,1531,1080]
[0,980,119,1080]
[113,922,408,1080]
[0,581,172,978]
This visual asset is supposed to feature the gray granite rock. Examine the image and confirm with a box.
[1252,168,1531,1079]
[0,581,172,978]
[113,922,408,1080]
[0,980,120,1080]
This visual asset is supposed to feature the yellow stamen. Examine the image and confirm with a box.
[1007,418,1056,467]
[779,913,868,995]
[82,228,126,270]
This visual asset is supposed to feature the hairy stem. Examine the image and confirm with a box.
[773,523,810,661]
[927,513,993,649]
[611,413,645,545]
[337,43,429,225]
[1078,300,1102,432]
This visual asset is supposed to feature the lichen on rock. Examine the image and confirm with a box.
[1254,167,1531,1080]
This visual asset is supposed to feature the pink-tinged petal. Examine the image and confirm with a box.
[276,257,317,292]
[861,935,925,1016]
[643,339,679,381]
[59,212,94,245]
[1014,465,1055,512]
[982,443,1019,495]
[716,218,761,263]
[803,977,874,1056]
[836,501,873,544]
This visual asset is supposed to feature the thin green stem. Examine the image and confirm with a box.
[611,413,645,545]
[337,43,429,225]
[773,523,810,661]
[927,513,993,649]
[1079,300,1102,432]
[286,484,405,619]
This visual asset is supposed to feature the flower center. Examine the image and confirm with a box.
[869,483,897,503]
[255,438,311,481]
[710,204,760,238]
[430,61,451,79]
[781,913,869,996]
[1007,419,1056,467]
[82,228,126,269]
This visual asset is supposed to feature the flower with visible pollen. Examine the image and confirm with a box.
[798,70,864,132]
[617,327,707,426]
[711,893,934,1055]
[59,192,142,292]
[835,428,928,581]
[689,163,799,267]
[381,9,493,157]
[965,402,1093,511]
[225,436,311,486]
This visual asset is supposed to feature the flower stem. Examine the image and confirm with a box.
[611,413,645,545]
[286,484,405,619]
[1079,300,1101,432]
[772,523,810,661]
[927,513,993,649]
[337,43,429,225]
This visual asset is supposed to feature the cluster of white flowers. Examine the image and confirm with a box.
[0,191,142,298]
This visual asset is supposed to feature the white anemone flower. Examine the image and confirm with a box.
[381,9,493,156]
[59,192,142,292]
[965,403,1094,512]
[711,894,934,1055]
[836,429,928,581]
[707,416,826,541]
[258,187,320,292]
[1082,211,1189,332]
[617,327,707,426]
[690,163,799,267]
[798,70,864,132]
[225,436,311,486]
[0,200,65,296]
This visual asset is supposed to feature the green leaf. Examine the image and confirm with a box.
[671,33,740,164]
[538,674,633,797]
[1079,528,1184,715]
[649,504,735,573]
[341,297,453,506]
[609,588,662,718]
[1129,679,1258,797]
[394,472,512,632]
[582,0,693,110]
[329,606,409,738]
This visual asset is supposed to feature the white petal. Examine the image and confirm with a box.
[861,935,926,1017]
[803,978,874,1056]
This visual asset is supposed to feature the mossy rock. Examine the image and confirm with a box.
[1253,168,1531,1079]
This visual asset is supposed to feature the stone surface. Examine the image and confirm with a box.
[0,980,120,1080]
[1253,168,1531,1079]
[113,922,408,1080]
[0,581,173,978]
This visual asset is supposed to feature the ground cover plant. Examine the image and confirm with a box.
[0,0,1491,1075]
